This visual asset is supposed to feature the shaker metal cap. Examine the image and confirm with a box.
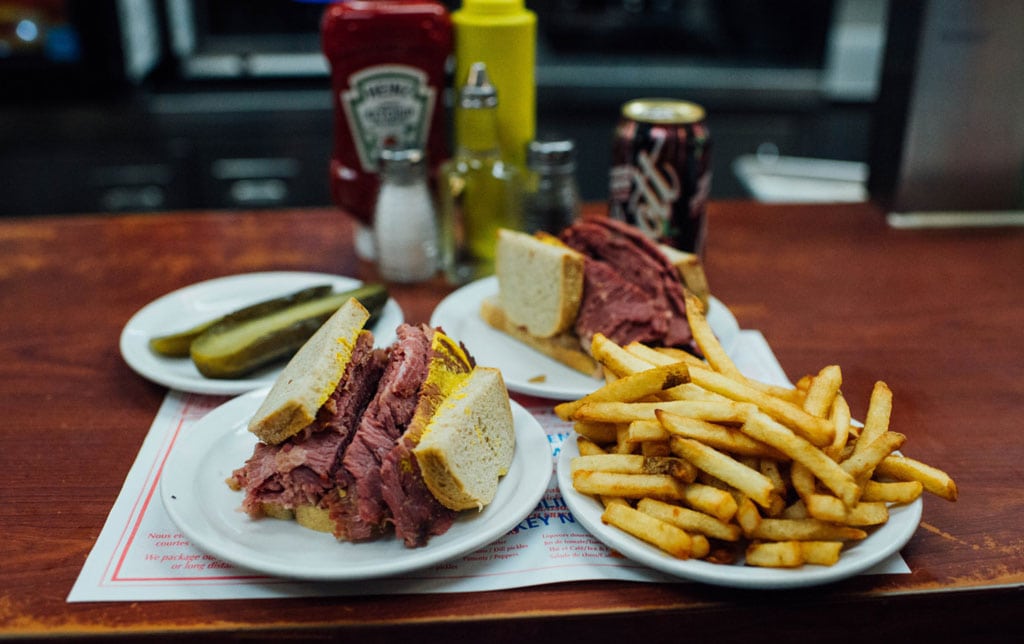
[527,138,576,171]
[459,62,498,109]
[378,147,425,166]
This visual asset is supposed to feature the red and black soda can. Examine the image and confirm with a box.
[609,99,712,256]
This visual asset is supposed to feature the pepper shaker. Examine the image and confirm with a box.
[523,137,580,235]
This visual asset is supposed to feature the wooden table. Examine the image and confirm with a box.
[2,201,1021,642]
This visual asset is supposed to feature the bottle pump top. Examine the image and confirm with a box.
[452,0,535,167]
[459,62,498,109]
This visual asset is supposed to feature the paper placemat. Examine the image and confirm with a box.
[69,331,908,602]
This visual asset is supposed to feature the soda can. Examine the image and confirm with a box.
[609,99,712,256]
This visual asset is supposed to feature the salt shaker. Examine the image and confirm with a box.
[373,148,439,283]
[523,137,580,235]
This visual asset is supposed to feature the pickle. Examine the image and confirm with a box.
[189,283,388,379]
[149,284,334,357]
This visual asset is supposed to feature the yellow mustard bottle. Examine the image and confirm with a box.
[452,0,536,169]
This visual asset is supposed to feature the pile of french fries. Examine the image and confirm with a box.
[558,293,957,568]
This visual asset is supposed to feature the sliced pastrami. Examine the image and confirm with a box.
[228,331,386,518]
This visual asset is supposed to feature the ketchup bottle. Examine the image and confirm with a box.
[321,1,453,261]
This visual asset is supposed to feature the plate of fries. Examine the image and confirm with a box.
[553,293,956,589]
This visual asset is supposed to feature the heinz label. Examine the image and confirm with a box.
[341,65,437,173]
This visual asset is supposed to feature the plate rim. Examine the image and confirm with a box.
[430,275,739,401]
[160,387,552,581]
[556,432,922,589]
[120,271,403,395]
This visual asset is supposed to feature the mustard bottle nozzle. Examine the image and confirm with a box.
[459,62,498,109]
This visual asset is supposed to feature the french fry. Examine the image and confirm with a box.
[572,470,688,501]
[689,533,712,559]
[745,540,845,568]
[799,541,844,566]
[571,454,648,474]
[804,494,889,526]
[573,420,619,444]
[737,497,864,540]
[735,496,763,535]
[802,365,842,418]
[749,517,868,542]
[625,341,705,369]
[690,366,835,446]
[745,541,803,568]
[614,424,636,454]
[571,453,696,482]
[657,410,784,459]
[640,439,671,457]
[789,461,818,501]
[742,411,861,508]
[601,496,629,508]
[682,483,739,522]
[572,399,754,424]
[852,381,893,459]
[576,436,606,456]
[601,502,694,559]
[779,499,809,520]
[669,436,776,509]
[637,498,742,541]
[655,345,709,364]
[590,333,659,377]
[759,459,787,496]
[841,431,906,482]
[661,382,732,403]
[876,454,959,501]
[627,419,669,443]
[861,479,924,503]
[555,362,691,420]
[825,393,852,461]
[684,291,745,381]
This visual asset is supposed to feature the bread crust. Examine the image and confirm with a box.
[479,297,601,377]
[414,367,515,511]
[496,228,585,338]
[248,298,370,445]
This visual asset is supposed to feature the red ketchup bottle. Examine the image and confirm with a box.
[321,1,452,261]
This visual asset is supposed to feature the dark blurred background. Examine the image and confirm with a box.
[1,0,1020,217]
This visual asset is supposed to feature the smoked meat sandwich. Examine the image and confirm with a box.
[228,298,515,548]
[480,218,710,376]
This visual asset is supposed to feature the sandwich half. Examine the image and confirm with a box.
[481,228,600,376]
[481,218,710,376]
[230,298,387,529]
[227,297,516,548]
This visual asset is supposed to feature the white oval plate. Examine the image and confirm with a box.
[557,434,922,589]
[160,387,552,581]
[430,275,740,400]
[120,271,403,395]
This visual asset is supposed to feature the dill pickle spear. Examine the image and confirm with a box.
[148,319,218,358]
[189,283,388,379]
[148,284,334,357]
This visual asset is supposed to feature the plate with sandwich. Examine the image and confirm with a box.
[431,221,740,400]
[121,271,403,395]
[161,298,551,580]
